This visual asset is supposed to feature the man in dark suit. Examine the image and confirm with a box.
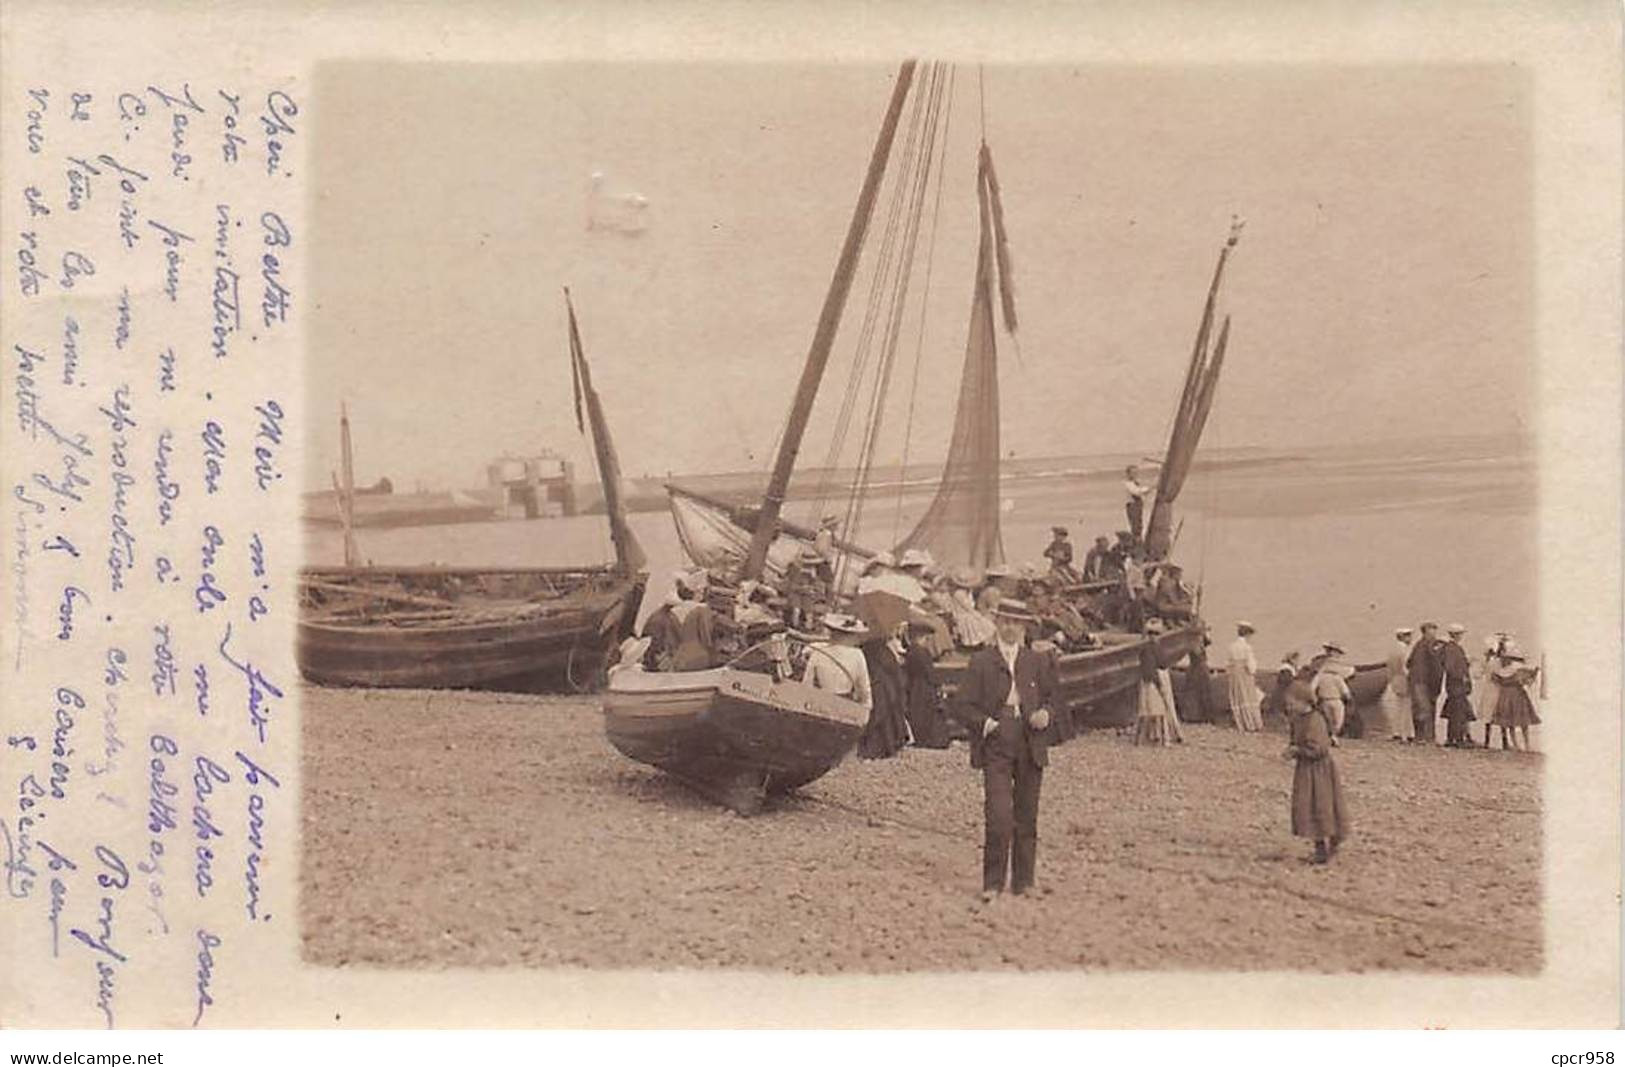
[1406,621,1445,744]
[952,603,1059,901]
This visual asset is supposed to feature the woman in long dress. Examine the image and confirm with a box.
[1284,662,1350,864]
[1489,641,1541,752]
[1477,633,1508,747]
[1380,627,1415,741]
[1134,620,1181,746]
[858,621,910,760]
[1226,621,1264,732]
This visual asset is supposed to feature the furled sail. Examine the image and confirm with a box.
[565,288,648,575]
[896,142,1015,571]
[1144,220,1243,561]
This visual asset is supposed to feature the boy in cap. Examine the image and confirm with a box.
[952,602,1058,902]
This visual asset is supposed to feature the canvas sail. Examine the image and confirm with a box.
[896,143,1014,572]
[1144,223,1241,561]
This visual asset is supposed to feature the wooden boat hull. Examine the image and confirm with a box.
[297,568,646,693]
[603,667,869,812]
[1168,661,1390,727]
[934,626,1205,729]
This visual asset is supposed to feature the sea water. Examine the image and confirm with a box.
[305,434,1537,668]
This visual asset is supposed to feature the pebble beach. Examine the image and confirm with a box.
[300,685,1542,974]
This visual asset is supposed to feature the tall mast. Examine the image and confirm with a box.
[337,402,359,567]
[741,59,918,580]
[565,288,647,575]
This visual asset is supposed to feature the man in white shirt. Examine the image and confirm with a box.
[802,613,872,710]
[951,604,1059,902]
[1124,464,1152,546]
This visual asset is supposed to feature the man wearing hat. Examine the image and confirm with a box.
[1380,626,1416,741]
[1311,642,1354,736]
[802,613,873,710]
[1042,526,1080,584]
[1406,622,1446,744]
[951,601,1059,902]
[1081,535,1111,582]
[1440,623,1475,747]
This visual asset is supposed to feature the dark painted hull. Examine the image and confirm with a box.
[935,626,1206,729]
[602,667,869,812]
[298,568,646,693]
[1168,661,1389,726]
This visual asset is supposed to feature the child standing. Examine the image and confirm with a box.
[1285,663,1350,864]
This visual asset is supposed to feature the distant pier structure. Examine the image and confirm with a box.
[486,451,577,518]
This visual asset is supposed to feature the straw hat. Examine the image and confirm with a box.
[1446,622,1467,636]
[1395,625,1414,637]
[821,612,869,637]
[992,601,1038,624]
[949,566,980,589]
[899,548,932,570]
[862,550,896,573]
[1236,620,1255,635]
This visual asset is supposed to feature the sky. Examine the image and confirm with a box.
[307,60,1531,491]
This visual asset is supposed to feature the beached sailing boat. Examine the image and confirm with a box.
[652,62,1242,735]
[296,292,649,692]
[602,62,927,812]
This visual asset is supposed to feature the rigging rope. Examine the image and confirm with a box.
[803,67,932,526]
[840,66,945,567]
[893,65,955,543]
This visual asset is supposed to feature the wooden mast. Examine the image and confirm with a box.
[336,402,360,567]
[741,59,918,581]
[565,288,647,575]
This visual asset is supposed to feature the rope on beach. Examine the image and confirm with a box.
[794,792,1540,952]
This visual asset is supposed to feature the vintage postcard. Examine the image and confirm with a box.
[1,0,1619,1030]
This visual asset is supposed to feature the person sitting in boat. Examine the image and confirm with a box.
[1025,574,1094,652]
[733,579,781,632]
[947,567,998,649]
[640,586,683,671]
[1103,531,1133,582]
[1149,563,1195,624]
[668,570,722,671]
[1081,535,1112,582]
[1042,527,1081,584]
[802,612,873,710]
[609,636,652,679]
[856,551,897,595]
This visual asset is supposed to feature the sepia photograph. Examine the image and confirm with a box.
[297,58,1545,976]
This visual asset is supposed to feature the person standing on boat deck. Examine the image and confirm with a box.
[1124,465,1152,547]
[1311,643,1354,737]
[667,571,722,671]
[802,613,872,710]
[1381,626,1415,741]
[1440,623,1476,748]
[952,603,1057,901]
[1227,622,1264,732]
[1407,621,1446,744]
[812,514,840,597]
[1043,527,1081,584]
